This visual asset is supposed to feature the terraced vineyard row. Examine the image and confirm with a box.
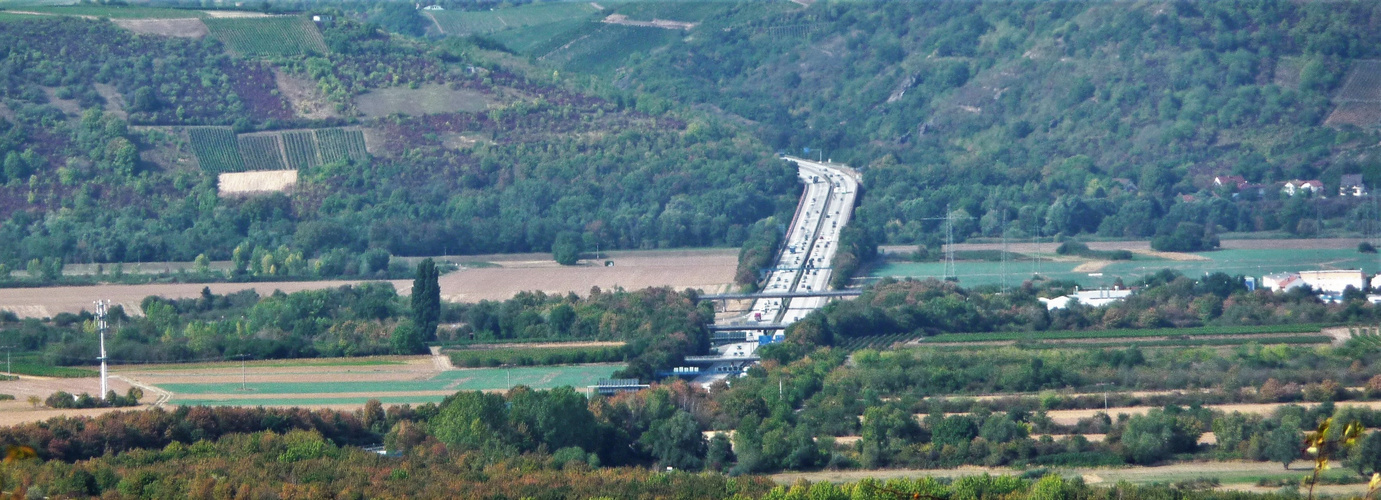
[237,134,286,171]
[204,16,328,56]
[282,130,320,169]
[315,128,367,163]
[187,127,244,173]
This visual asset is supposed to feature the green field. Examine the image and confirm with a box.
[542,24,679,74]
[873,247,1381,288]
[173,395,448,406]
[204,16,327,56]
[187,127,245,173]
[449,345,624,368]
[429,2,600,36]
[158,364,623,397]
[488,17,590,55]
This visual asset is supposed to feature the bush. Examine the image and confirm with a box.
[1361,242,1377,254]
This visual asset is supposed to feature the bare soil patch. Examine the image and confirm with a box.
[273,68,338,119]
[199,10,271,18]
[1072,260,1111,273]
[355,84,490,117]
[111,18,207,38]
[92,83,128,119]
[601,13,697,30]
[40,87,82,116]
[217,169,297,196]
[437,249,736,302]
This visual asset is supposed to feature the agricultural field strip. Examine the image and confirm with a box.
[1335,60,1381,102]
[188,127,362,172]
[203,16,327,56]
[920,324,1326,343]
[429,3,600,36]
[173,395,448,406]
[151,364,622,395]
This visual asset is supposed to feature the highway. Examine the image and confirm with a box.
[742,157,859,328]
[690,156,859,385]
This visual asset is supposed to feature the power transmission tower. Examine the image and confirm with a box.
[921,204,973,282]
[94,300,108,400]
[1000,210,1009,294]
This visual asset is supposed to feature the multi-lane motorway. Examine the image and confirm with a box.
[691,156,858,385]
[747,157,859,327]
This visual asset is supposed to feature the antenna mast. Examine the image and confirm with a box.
[95,300,108,399]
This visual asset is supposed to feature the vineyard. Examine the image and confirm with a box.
[448,345,625,368]
[281,130,320,169]
[204,16,328,56]
[187,127,245,173]
[188,127,368,174]
[429,2,600,35]
[237,134,287,170]
[314,128,368,163]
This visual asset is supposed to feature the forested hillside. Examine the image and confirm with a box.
[0,12,798,273]
[497,1,1381,248]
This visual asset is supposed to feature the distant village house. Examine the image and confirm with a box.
[1341,174,1368,197]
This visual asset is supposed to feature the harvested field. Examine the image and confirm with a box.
[355,84,491,117]
[601,13,697,30]
[776,461,1364,494]
[0,279,406,318]
[217,169,297,196]
[199,10,271,18]
[111,17,207,38]
[435,249,736,302]
[0,248,736,318]
[0,375,148,427]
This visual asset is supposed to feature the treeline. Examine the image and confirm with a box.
[441,287,713,380]
[785,271,1381,346]
[0,284,710,377]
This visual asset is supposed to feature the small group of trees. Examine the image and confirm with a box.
[42,389,142,409]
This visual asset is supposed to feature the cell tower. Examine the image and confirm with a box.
[95,300,108,399]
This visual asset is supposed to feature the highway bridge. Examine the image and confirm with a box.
[707,323,788,332]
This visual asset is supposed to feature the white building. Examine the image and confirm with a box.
[1262,273,1305,292]
[1297,269,1365,294]
[1041,288,1133,310]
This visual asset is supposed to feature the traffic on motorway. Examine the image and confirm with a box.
[689,157,859,386]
